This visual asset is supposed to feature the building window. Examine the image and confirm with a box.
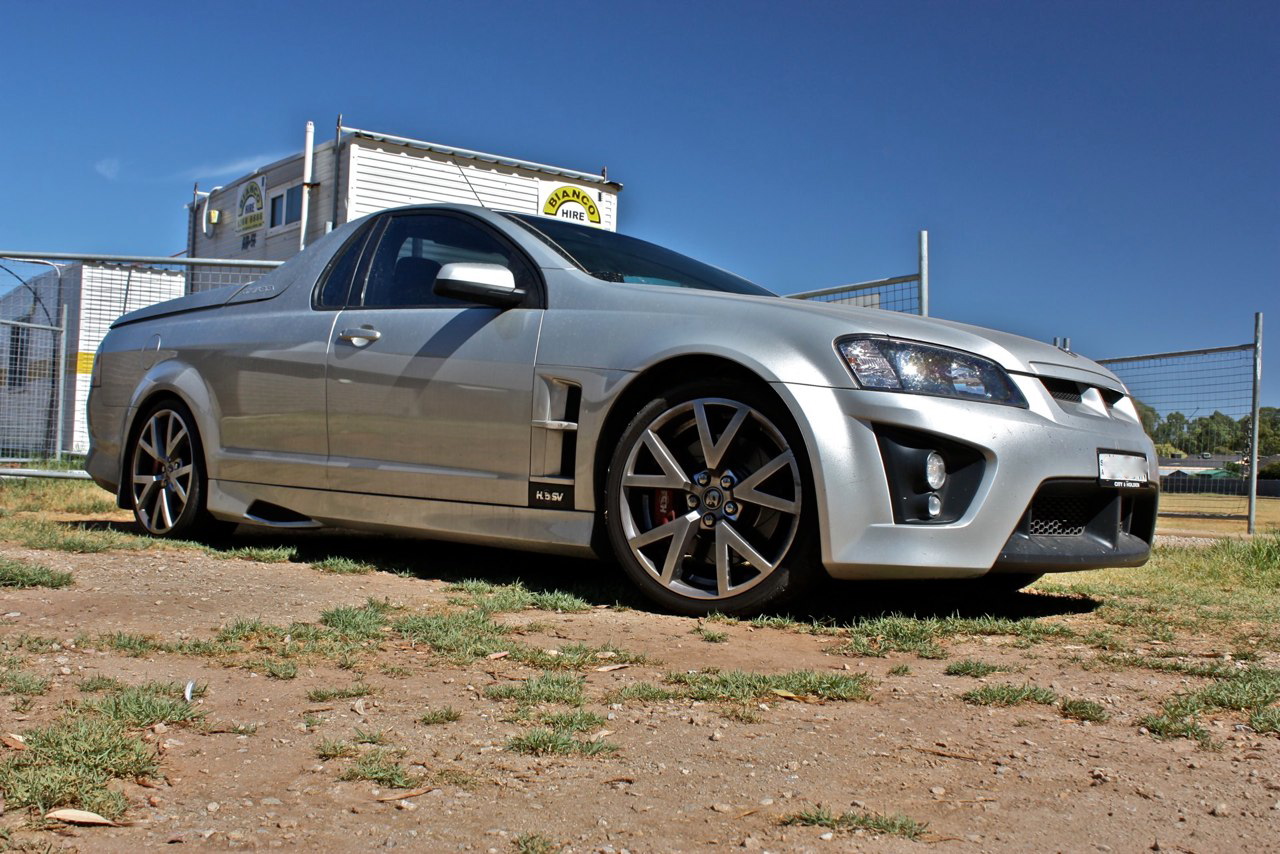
[269,184,304,229]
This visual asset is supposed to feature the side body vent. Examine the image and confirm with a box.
[529,376,582,509]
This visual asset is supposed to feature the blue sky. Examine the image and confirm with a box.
[2,0,1276,404]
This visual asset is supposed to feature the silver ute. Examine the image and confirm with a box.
[87,205,1157,615]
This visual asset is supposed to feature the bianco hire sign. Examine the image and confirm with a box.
[541,185,602,227]
[236,178,266,233]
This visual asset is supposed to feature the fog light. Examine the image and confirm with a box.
[925,452,947,490]
[926,493,943,517]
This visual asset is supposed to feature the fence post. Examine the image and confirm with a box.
[918,230,929,317]
[1248,312,1263,535]
[54,303,68,462]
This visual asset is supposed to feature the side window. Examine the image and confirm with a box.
[315,222,374,309]
[359,214,535,308]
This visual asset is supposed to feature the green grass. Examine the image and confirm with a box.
[0,675,209,821]
[1140,667,1280,744]
[1250,706,1280,733]
[313,556,375,575]
[663,669,872,703]
[693,624,728,643]
[81,682,204,727]
[306,683,375,703]
[394,610,512,660]
[516,642,650,671]
[1059,698,1109,722]
[258,658,298,680]
[317,742,358,763]
[513,832,563,854]
[337,749,417,788]
[320,599,393,640]
[945,659,1015,678]
[0,517,151,553]
[829,614,1075,659]
[1,634,59,654]
[962,682,1058,707]
[212,544,298,563]
[780,805,928,840]
[1,669,50,697]
[505,727,617,757]
[0,556,72,589]
[1096,653,1239,679]
[419,707,461,725]
[486,673,585,706]
[316,739,358,760]
[77,675,127,693]
[0,716,155,820]
[539,710,606,732]
[99,631,163,657]
[605,682,678,703]
[887,663,912,676]
[447,579,590,614]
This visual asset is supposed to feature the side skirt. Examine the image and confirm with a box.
[206,479,598,558]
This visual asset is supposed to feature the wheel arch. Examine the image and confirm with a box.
[590,354,813,523]
[115,365,220,507]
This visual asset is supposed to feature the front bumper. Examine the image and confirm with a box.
[775,373,1157,581]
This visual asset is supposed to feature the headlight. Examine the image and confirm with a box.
[836,336,1027,407]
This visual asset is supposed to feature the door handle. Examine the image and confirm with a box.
[338,327,382,346]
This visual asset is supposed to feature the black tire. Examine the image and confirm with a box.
[604,379,818,616]
[127,399,230,539]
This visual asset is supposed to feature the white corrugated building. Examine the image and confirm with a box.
[188,122,622,268]
[0,263,184,456]
[2,123,619,458]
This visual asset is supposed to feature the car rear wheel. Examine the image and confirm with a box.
[605,380,817,616]
[128,400,226,538]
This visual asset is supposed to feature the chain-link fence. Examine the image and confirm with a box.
[790,273,924,314]
[1,314,66,462]
[788,230,929,315]
[0,252,281,469]
[1099,314,1266,533]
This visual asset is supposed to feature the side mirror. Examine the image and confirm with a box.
[434,262,525,309]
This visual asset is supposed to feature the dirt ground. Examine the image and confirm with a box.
[2,507,1279,852]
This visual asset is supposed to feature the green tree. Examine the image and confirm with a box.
[1154,411,1189,448]
[1133,399,1159,436]
[1187,411,1242,455]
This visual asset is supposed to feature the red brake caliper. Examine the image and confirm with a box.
[652,489,677,525]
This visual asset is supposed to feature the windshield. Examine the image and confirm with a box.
[506,213,776,297]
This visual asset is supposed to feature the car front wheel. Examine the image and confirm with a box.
[605,380,817,615]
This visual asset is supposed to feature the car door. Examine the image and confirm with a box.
[205,221,377,491]
[325,211,543,505]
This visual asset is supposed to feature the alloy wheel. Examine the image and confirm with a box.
[130,408,196,535]
[617,397,803,600]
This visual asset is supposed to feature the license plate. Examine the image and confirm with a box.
[1098,452,1148,488]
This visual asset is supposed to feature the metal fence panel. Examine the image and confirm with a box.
[0,315,65,462]
[1099,316,1263,531]
[0,252,281,470]
[790,274,923,315]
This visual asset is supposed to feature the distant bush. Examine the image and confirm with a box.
[1259,461,1280,480]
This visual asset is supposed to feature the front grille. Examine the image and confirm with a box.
[1027,495,1093,536]
[1040,377,1083,403]
[998,479,1158,570]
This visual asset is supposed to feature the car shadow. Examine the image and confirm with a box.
[794,579,1101,623]
[61,520,1101,623]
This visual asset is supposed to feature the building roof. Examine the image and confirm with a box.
[342,126,622,189]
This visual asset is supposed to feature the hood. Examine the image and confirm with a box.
[759,297,1127,392]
